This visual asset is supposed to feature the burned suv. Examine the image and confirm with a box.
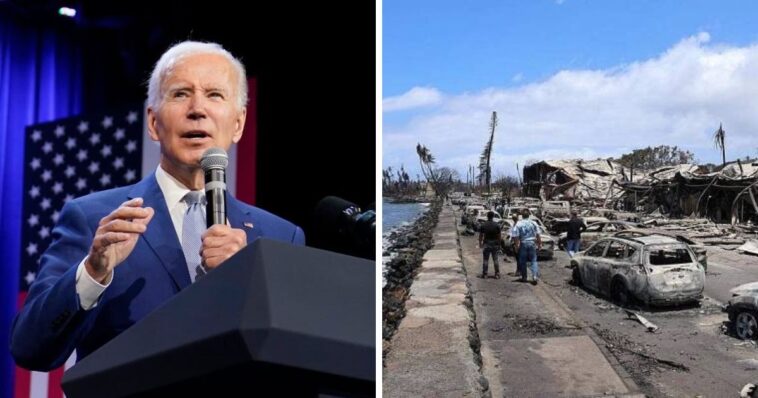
[570,235,705,306]
[723,282,758,340]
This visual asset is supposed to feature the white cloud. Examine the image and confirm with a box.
[383,32,758,179]
[383,87,443,112]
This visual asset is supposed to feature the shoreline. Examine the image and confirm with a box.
[382,199,442,359]
[382,201,431,244]
[384,195,431,204]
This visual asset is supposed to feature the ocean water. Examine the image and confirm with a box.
[383,199,430,232]
[382,198,430,287]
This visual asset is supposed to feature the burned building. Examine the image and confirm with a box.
[523,159,630,206]
[523,159,758,224]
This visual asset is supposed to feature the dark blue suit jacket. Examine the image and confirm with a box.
[10,173,305,370]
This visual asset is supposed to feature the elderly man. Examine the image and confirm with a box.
[11,41,305,370]
[513,209,542,284]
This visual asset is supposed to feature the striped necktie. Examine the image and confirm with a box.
[182,191,207,282]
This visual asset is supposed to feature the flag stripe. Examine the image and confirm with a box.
[47,369,63,398]
[236,78,257,205]
[14,292,29,398]
[13,368,30,398]
[29,372,48,398]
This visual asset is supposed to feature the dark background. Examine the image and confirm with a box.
[1,0,376,258]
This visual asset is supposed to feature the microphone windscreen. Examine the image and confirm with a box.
[200,147,228,171]
[314,196,358,228]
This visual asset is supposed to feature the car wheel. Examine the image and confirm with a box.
[571,267,582,286]
[734,310,758,340]
[611,279,630,306]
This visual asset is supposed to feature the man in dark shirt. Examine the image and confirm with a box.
[566,211,586,257]
[478,211,502,279]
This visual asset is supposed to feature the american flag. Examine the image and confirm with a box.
[15,108,144,398]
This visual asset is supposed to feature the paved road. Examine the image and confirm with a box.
[702,246,758,304]
[460,223,643,397]
[460,219,758,397]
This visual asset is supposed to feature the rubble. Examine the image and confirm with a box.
[737,359,758,370]
[593,326,690,374]
[500,312,577,336]
[625,310,659,332]
[520,158,758,250]
[523,159,628,204]
[737,240,758,256]
[739,383,757,398]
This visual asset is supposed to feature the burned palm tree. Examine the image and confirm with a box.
[382,166,394,193]
[416,143,431,182]
[396,164,411,194]
[714,123,726,168]
[478,111,497,194]
[416,143,440,196]
[400,166,410,192]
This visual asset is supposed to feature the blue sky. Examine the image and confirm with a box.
[383,0,758,179]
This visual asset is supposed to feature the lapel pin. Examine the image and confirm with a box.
[243,222,254,229]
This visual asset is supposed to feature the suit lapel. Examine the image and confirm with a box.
[129,174,191,290]
[226,194,261,245]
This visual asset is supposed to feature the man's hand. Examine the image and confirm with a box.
[201,225,247,269]
[86,198,155,283]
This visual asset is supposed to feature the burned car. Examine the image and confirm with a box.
[723,282,758,340]
[501,221,556,260]
[539,200,571,219]
[558,220,643,251]
[613,229,708,271]
[547,215,609,235]
[570,235,705,306]
[461,204,486,229]
[475,210,504,231]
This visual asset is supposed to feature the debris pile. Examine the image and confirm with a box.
[522,159,758,248]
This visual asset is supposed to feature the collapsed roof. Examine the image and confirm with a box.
[523,159,758,224]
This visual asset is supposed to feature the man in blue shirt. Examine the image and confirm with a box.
[513,209,542,284]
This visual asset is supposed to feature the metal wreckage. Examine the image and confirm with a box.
[523,158,758,234]
[522,158,758,308]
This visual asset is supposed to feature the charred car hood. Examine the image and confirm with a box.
[730,281,758,297]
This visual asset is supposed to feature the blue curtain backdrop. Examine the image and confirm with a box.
[0,14,82,398]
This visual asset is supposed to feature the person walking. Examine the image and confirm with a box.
[509,214,523,278]
[566,211,586,257]
[513,209,542,284]
[478,211,502,279]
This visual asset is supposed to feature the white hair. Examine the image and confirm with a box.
[147,41,248,111]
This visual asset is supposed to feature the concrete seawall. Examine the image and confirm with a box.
[383,204,485,397]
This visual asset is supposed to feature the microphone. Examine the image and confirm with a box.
[200,148,228,227]
[314,196,375,255]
